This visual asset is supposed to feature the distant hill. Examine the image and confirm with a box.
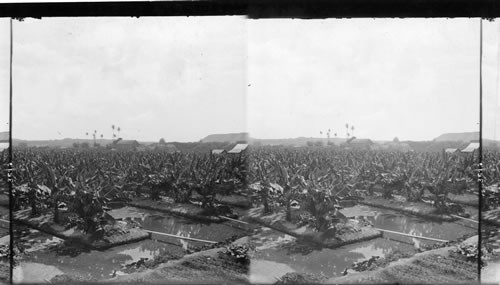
[433,132,479,142]
[249,137,347,146]
[14,131,500,151]
[12,138,118,148]
[201,132,249,143]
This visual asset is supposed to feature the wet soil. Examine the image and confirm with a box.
[108,242,250,284]
[326,243,478,284]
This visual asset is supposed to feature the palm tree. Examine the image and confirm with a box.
[351,125,355,137]
[85,132,89,140]
[112,125,115,138]
[117,127,121,138]
[345,123,349,138]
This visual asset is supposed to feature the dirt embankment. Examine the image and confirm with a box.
[325,237,479,284]
[105,238,250,284]
[129,197,226,223]
[14,209,149,250]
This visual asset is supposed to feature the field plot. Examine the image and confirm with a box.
[10,143,484,284]
[241,147,479,284]
[12,148,252,283]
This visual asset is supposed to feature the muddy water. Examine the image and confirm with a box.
[14,207,248,283]
[341,205,477,246]
[115,206,247,248]
[249,229,416,283]
[13,227,184,282]
[248,205,477,283]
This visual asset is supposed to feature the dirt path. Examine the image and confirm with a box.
[106,238,250,284]
[325,237,478,284]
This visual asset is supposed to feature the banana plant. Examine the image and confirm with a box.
[190,155,224,208]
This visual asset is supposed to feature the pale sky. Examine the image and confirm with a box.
[483,19,500,141]
[248,18,490,141]
[1,18,499,142]
[0,19,9,134]
[2,17,247,142]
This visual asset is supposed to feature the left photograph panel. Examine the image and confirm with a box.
[8,17,249,284]
[0,18,11,285]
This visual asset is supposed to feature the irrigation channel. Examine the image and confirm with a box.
[12,199,479,283]
[248,204,478,283]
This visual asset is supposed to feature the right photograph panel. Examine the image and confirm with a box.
[246,18,481,284]
[482,19,500,284]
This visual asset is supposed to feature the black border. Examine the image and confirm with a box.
[0,0,499,19]
[2,1,491,284]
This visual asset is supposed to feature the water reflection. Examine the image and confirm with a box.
[249,228,415,278]
[130,207,245,247]
[14,262,64,283]
[249,260,295,284]
[341,205,476,244]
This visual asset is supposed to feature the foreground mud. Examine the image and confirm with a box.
[325,236,478,284]
[104,238,250,284]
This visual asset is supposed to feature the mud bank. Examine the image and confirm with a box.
[191,193,252,209]
[245,207,381,249]
[129,197,225,223]
[358,196,457,222]
[326,237,478,284]
[104,237,250,284]
[446,193,478,207]
[13,209,149,250]
[420,191,479,208]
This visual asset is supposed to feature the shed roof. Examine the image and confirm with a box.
[227,143,248,154]
[211,149,226,155]
[445,148,459,153]
[461,142,479,153]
